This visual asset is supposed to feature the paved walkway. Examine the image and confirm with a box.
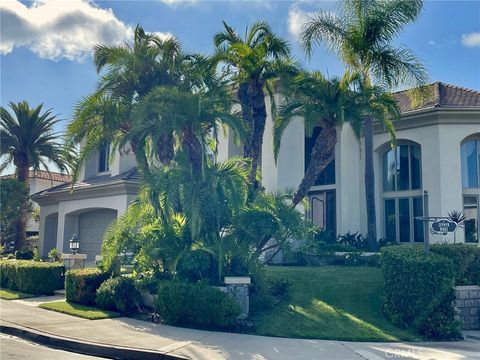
[1,299,479,360]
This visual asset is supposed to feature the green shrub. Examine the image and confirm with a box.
[0,260,64,295]
[96,277,140,313]
[431,244,480,285]
[268,278,292,299]
[155,282,241,329]
[65,268,109,306]
[15,248,33,260]
[381,246,459,340]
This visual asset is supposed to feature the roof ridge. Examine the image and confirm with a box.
[437,81,480,94]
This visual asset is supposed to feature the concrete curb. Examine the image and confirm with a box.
[0,322,188,360]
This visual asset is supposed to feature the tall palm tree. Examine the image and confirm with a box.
[1,101,69,249]
[68,25,183,179]
[301,0,428,247]
[214,21,297,189]
[274,71,398,207]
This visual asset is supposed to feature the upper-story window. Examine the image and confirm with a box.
[98,143,110,173]
[461,138,480,189]
[382,144,421,192]
[382,143,423,243]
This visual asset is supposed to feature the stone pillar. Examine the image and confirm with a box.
[224,277,251,318]
[454,285,480,330]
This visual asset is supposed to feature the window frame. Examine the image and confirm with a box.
[381,142,423,243]
[98,143,111,174]
[461,138,480,189]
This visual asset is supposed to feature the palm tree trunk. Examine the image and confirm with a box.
[157,133,175,166]
[248,82,267,189]
[183,127,203,174]
[292,125,337,207]
[364,116,378,250]
[238,82,253,158]
[15,165,29,250]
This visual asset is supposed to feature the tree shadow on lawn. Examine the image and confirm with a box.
[253,266,420,341]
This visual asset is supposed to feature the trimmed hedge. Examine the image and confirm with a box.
[96,277,140,313]
[0,260,64,295]
[155,282,241,329]
[431,244,480,285]
[381,245,461,340]
[65,268,110,306]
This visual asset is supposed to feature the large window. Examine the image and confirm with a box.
[382,143,423,243]
[461,138,480,189]
[382,144,421,191]
[98,143,110,173]
[462,137,480,243]
[305,127,335,186]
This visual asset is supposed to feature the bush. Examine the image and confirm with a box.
[65,268,110,306]
[268,278,292,299]
[431,244,480,285]
[0,260,64,295]
[96,277,141,313]
[155,282,241,329]
[381,246,459,340]
[15,248,33,260]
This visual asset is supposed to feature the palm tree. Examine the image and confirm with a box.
[1,101,69,249]
[214,21,297,189]
[274,71,398,207]
[68,25,183,179]
[301,0,428,247]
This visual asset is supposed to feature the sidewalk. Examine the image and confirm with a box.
[1,299,479,360]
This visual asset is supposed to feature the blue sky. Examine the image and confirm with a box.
[1,0,479,136]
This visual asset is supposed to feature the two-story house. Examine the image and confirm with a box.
[33,82,480,261]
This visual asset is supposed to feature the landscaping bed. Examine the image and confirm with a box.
[252,266,419,341]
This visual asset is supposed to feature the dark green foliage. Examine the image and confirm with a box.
[0,179,31,243]
[268,278,292,299]
[155,282,241,329]
[0,260,64,295]
[381,246,459,340]
[419,290,462,340]
[431,244,480,285]
[15,248,34,260]
[65,268,110,306]
[96,277,141,313]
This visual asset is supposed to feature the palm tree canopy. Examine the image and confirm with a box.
[273,70,399,161]
[1,101,70,176]
[301,0,428,88]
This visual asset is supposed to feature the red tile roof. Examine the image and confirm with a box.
[393,82,480,113]
[1,170,71,182]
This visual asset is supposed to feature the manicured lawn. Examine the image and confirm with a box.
[39,301,120,320]
[0,288,35,300]
[253,266,420,341]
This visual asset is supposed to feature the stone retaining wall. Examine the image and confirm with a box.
[454,285,480,330]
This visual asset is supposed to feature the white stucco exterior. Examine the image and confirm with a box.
[33,147,139,260]
[218,87,480,245]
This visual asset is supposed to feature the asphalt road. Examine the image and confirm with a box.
[0,334,107,360]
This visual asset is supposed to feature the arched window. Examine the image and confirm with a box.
[461,136,480,243]
[382,143,423,243]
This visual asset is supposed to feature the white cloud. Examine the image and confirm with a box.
[151,31,174,41]
[461,32,480,47]
[287,4,317,40]
[159,0,198,6]
[0,0,133,61]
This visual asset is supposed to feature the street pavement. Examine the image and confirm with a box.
[0,334,107,360]
[1,298,479,360]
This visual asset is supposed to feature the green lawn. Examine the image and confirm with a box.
[253,266,419,341]
[39,301,120,320]
[0,288,35,300]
